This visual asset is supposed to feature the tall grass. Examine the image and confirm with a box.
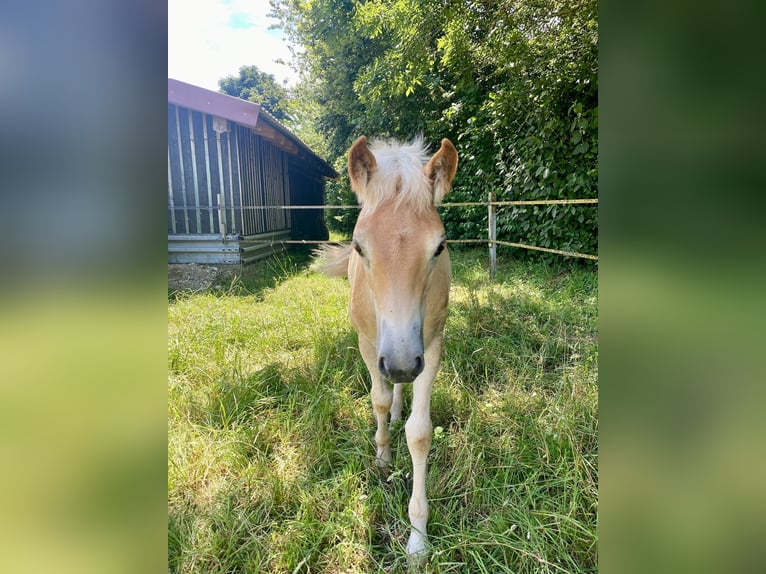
[168,249,597,573]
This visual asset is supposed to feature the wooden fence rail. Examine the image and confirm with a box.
[169,198,597,210]
[168,197,598,268]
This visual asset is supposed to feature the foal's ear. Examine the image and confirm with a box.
[347,136,377,201]
[423,138,458,204]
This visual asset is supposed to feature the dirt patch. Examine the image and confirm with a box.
[168,264,231,292]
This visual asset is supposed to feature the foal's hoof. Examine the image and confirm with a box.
[406,532,428,565]
[374,458,391,478]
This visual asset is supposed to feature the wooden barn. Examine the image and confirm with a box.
[168,78,337,264]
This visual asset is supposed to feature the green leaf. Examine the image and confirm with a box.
[574,142,589,155]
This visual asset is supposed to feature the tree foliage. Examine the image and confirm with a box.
[219,65,292,122]
[271,0,597,260]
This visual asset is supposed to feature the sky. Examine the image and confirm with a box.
[168,0,298,91]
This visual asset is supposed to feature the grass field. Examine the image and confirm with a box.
[168,248,598,573]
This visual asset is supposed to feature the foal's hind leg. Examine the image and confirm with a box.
[359,337,393,468]
[390,383,404,423]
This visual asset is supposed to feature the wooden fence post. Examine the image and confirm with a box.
[488,191,497,279]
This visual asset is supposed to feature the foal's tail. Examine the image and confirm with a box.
[313,243,352,278]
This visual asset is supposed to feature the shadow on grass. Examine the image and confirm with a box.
[447,253,597,396]
[168,248,318,303]
[169,327,392,573]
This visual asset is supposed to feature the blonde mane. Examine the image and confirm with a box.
[360,138,436,214]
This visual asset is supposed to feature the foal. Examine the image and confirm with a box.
[323,136,458,558]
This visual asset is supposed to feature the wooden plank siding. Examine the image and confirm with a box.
[168,103,294,238]
[168,79,336,264]
[234,124,292,237]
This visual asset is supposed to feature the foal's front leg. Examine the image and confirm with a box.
[405,340,442,558]
[359,337,393,467]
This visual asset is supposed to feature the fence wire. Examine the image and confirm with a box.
[168,198,597,211]
[168,198,598,261]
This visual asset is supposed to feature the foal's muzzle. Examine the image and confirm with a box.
[376,318,424,383]
[378,354,424,383]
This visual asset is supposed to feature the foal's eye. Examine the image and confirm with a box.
[433,241,446,258]
[353,241,364,257]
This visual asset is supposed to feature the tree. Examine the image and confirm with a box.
[270,0,598,258]
[218,65,292,123]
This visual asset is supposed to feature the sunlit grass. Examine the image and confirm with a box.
[168,248,597,573]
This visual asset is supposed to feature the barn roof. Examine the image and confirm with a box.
[168,78,337,179]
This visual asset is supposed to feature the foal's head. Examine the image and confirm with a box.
[347,136,458,383]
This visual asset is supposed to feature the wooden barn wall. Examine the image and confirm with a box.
[168,103,244,236]
[168,102,295,238]
[168,101,342,257]
[236,125,291,237]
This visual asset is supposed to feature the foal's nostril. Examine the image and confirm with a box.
[378,356,388,377]
[413,355,424,377]
[378,354,423,382]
